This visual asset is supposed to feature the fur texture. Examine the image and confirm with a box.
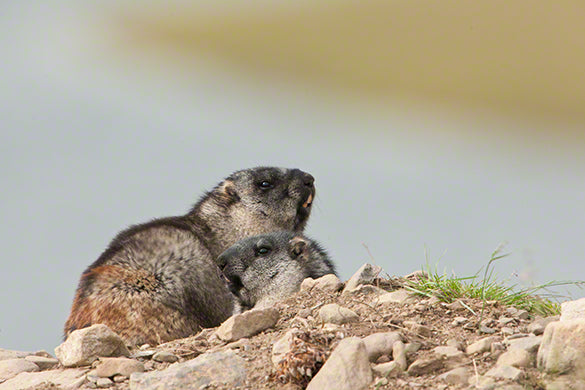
[218,231,336,311]
[64,167,315,345]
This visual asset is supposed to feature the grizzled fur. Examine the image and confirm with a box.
[218,231,336,311]
[64,167,315,345]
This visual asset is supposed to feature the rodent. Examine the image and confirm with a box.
[218,231,336,311]
[64,167,316,345]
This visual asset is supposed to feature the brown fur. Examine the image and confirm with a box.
[64,167,315,345]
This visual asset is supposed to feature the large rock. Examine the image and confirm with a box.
[0,368,88,390]
[306,337,372,390]
[466,336,497,355]
[537,319,585,378]
[55,324,130,367]
[0,349,30,361]
[24,356,59,370]
[301,274,344,293]
[506,335,542,353]
[130,350,246,389]
[496,348,533,368]
[407,355,445,376]
[561,298,585,322]
[361,332,401,362]
[342,263,382,294]
[0,359,39,381]
[319,304,359,325]
[216,308,280,342]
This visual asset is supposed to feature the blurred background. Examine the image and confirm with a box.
[1,0,583,352]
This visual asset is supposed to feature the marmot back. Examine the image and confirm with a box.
[64,167,316,345]
[218,231,336,311]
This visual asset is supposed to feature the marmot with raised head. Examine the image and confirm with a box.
[64,167,316,345]
[218,231,336,311]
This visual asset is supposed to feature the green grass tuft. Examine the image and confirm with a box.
[404,244,585,318]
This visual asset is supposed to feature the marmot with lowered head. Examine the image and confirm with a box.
[64,167,316,345]
[218,231,336,311]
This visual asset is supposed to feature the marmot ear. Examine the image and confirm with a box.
[219,180,240,202]
[289,236,307,259]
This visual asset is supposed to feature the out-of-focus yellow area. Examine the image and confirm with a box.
[108,0,585,126]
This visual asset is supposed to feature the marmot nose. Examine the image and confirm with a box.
[302,172,315,188]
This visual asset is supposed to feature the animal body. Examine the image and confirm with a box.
[64,167,315,345]
[218,231,336,311]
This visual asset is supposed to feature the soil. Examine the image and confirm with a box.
[119,276,548,390]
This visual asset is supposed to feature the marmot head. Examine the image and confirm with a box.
[193,167,316,251]
[217,231,336,310]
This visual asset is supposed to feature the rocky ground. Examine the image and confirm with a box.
[2,264,585,390]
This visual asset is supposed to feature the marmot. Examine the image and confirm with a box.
[218,231,336,311]
[64,167,316,345]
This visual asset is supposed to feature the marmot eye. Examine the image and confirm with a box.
[257,247,271,255]
[258,181,273,189]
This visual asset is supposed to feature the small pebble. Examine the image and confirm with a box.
[153,351,179,363]
[96,377,113,388]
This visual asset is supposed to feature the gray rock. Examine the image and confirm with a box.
[433,346,464,359]
[318,303,359,325]
[301,274,343,293]
[485,364,524,380]
[361,332,401,362]
[216,308,279,342]
[113,374,127,383]
[404,342,422,355]
[538,319,585,378]
[437,367,470,385]
[131,350,156,359]
[507,335,542,353]
[0,368,88,390]
[94,357,145,378]
[561,298,585,321]
[506,307,530,320]
[371,361,401,377]
[272,329,297,366]
[496,348,533,368]
[0,349,30,361]
[466,336,497,355]
[393,340,407,370]
[152,351,179,363]
[342,263,382,293]
[498,317,516,326]
[55,324,130,367]
[446,339,464,351]
[0,359,39,381]
[130,350,246,389]
[501,327,515,336]
[528,316,559,335]
[24,355,59,370]
[306,337,372,390]
[374,289,417,305]
[407,355,445,376]
[96,377,114,388]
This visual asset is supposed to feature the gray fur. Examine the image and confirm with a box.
[64,167,315,345]
[218,231,336,310]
